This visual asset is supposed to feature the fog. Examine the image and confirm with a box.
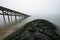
[0,0,60,34]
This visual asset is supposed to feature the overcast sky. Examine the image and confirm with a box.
[0,0,60,15]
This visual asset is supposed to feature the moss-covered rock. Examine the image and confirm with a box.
[4,19,60,40]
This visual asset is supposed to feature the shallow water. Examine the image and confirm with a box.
[0,14,60,35]
[0,15,19,28]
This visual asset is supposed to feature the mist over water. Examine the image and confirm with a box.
[0,16,18,29]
